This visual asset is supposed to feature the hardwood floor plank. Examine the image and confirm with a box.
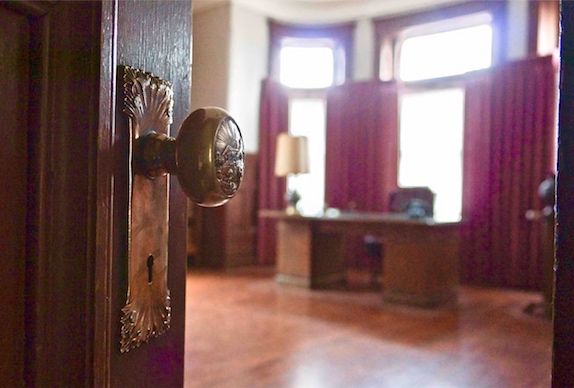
[184,268,551,388]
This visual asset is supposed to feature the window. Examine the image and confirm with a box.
[269,21,354,84]
[399,23,492,81]
[391,12,496,221]
[288,98,326,214]
[269,21,353,214]
[399,89,464,221]
[374,2,506,76]
[280,42,333,214]
[279,41,335,88]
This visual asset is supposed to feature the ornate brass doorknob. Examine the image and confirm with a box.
[134,107,244,207]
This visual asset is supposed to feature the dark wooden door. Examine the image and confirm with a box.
[97,1,191,386]
[0,2,102,385]
[0,1,191,386]
[554,2,574,386]
[0,5,29,385]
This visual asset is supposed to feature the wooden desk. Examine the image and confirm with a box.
[260,210,460,307]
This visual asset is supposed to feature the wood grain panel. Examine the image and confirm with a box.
[31,4,101,384]
[265,211,459,305]
[193,153,258,268]
[110,1,191,386]
[94,1,116,384]
[0,2,102,385]
[0,1,191,385]
[311,231,347,287]
[276,220,312,282]
[225,153,258,267]
[554,3,574,385]
[0,7,29,386]
[383,238,459,307]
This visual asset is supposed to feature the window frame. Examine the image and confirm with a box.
[397,84,466,221]
[286,94,328,214]
[282,71,329,216]
[268,20,355,214]
[396,16,494,82]
[373,1,507,82]
[268,20,355,84]
[279,40,338,88]
[528,0,559,56]
[378,3,503,221]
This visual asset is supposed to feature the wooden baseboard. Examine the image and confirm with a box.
[383,289,458,308]
[275,274,311,287]
[275,272,346,288]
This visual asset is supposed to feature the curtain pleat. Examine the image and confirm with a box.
[256,79,289,265]
[462,56,557,289]
[325,81,398,211]
[325,81,399,266]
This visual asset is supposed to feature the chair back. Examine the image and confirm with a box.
[389,187,435,217]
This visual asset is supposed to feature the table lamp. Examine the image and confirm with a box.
[275,133,309,214]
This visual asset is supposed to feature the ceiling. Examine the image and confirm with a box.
[193,0,462,23]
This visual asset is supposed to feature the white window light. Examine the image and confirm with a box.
[279,41,335,89]
[399,23,493,81]
[288,98,327,215]
[399,89,465,222]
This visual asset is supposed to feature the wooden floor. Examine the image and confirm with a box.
[184,268,552,388]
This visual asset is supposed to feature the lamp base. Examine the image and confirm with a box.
[285,204,300,215]
[285,190,302,215]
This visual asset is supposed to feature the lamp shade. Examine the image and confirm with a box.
[274,133,309,177]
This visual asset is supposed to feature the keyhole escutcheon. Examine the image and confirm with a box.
[147,255,154,284]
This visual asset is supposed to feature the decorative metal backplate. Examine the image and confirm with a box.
[120,66,173,353]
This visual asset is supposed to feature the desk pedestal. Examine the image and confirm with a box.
[383,238,459,307]
[275,219,347,288]
[267,211,460,307]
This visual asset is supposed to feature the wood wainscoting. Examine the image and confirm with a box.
[188,153,258,268]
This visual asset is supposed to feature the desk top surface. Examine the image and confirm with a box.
[259,209,460,226]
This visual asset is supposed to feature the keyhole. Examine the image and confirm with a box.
[147,255,154,284]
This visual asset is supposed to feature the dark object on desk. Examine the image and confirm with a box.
[285,189,302,215]
[389,187,435,216]
[362,187,435,284]
[405,199,433,219]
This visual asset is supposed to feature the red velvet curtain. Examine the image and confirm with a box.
[325,81,399,211]
[462,56,557,289]
[256,79,289,265]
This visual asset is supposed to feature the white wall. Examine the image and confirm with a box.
[192,3,267,153]
[192,0,532,153]
[228,4,268,153]
[191,5,231,111]
[353,19,375,81]
[506,0,529,60]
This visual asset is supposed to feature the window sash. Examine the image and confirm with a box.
[268,20,355,82]
[398,86,465,222]
[373,1,506,81]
